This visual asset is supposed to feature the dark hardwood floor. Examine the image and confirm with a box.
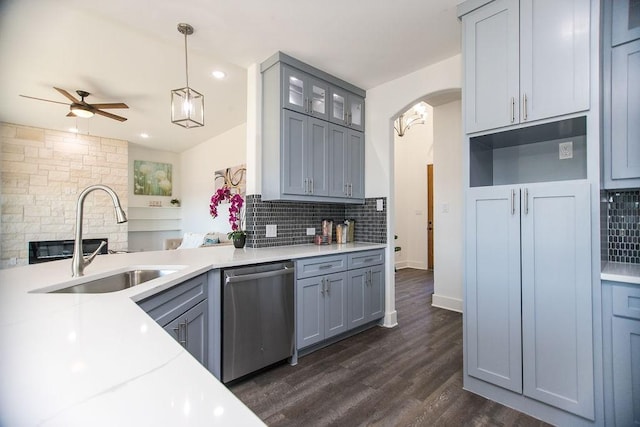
[229,268,549,426]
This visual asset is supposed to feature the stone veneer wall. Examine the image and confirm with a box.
[245,195,387,248]
[1,123,128,269]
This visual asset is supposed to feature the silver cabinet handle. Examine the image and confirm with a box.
[310,178,314,194]
[349,183,353,197]
[511,189,516,215]
[319,264,332,270]
[326,280,330,295]
[344,184,348,196]
[524,188,529,215]
[183,318,188,349]
[522,94,528,121]
[320,277,325,296]
[510,97,515,123]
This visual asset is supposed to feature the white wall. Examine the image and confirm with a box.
[432,100,463,312]
[393,108,434,270]
[365,54,462,324]
[180,123,247,235]
[128,144,180,207]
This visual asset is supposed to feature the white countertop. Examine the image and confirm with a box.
[0,242,385,426]
[601,261,640,285]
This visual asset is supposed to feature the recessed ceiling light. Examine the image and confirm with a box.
[140,133,149,139]
[211,70,226,79]
[69,127,79,133]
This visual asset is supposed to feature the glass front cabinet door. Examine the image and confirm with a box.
[330,86,365,132]
[283,65,329,121]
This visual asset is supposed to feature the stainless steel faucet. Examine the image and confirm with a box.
[72,185,127,277]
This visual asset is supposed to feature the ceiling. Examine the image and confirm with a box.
[0,0,461,153]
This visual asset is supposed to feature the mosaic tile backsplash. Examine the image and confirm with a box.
[245,195,387,248]
[605,190,640,264]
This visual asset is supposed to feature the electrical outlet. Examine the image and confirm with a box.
[306,227,316,236]
[559,141,573,160]
[376,199,384,211]
[266,224,277,238]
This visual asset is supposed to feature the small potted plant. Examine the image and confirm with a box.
[170,198,180,207]
[209,187,246,248]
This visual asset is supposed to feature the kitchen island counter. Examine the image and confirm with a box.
[0,242,385,426]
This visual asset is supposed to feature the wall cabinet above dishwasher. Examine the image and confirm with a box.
[261,51,366,204]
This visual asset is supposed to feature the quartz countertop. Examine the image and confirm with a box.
[0,242,385,426]
[601,261,640,285]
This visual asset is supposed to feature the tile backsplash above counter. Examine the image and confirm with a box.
[603,189,640,265]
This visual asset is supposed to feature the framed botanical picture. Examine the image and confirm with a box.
[133,160,173,196]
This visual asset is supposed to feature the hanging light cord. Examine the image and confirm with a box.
[183,30,189,88]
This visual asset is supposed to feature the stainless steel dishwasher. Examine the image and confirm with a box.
[222,261,295,383]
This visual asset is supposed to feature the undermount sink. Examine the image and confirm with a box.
[50,269,179,294]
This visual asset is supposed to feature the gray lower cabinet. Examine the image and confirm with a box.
[347,264,384,329]
[296,272,348,349]
[604,281,640,426]
[137,273,210,368]
[164,299,208,367]
[466,182,594,419]
[297,250,385,351]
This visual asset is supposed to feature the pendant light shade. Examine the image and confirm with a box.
[171,23,204,128]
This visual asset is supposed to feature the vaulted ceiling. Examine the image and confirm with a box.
[0,0,461,152]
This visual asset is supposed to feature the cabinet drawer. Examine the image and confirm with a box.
[296,255,347,279]
[138,273,208,326]
[613,285,640,320]
[348,249,384,269]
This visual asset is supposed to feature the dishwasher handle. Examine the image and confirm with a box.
[225,267,294,285]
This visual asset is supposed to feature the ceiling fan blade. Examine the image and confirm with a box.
[94,109,127,122]
[89,103,129,109]
[66,112,76,117]
[54,87,80,103]
[19,94,69,105]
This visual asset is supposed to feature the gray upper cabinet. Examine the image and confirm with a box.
[282,65,329,121]
[603,0,640,188]
[330,86,365,132]
[612,0,640,46]
[461,0,590,133]
[282,110,329,197]
[328,124,364,199]
[261,52,366,204]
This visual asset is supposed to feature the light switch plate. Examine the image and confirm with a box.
[559,141,573,160]
[376,199,384,211]
[306,227,316,236]
[266,224,277,238]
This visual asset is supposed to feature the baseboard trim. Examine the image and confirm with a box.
[394,261,428,270]
[383,310,398,328]
[432,294,463,313]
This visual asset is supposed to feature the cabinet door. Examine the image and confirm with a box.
[328,124,348,198]
[296,277,325,349]
[330,86,349,127]
[164,300,208,367]
[282,109,308,195]
[367,264,384,321]
[612,316,640,426]
[612,0,640,46]
[324,272,348,339]
[348,268,367,329]
[466,186,522,393]
[611,39,640,180]
[307,75,330,120]
[282,65,308,115]
[463,0,519,133]
[519,0,590,123]
[346,130,364,199]
[348,94,365,132]
[520,182,593,419]
[308,117,329,196]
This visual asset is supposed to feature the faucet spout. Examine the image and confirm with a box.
[72,185,127,277]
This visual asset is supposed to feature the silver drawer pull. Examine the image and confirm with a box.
[364,258,373,263]
[319,264,332,270]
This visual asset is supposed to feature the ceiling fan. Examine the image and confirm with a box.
[19,87,129,122]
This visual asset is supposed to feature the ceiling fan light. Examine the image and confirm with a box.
[70,104,94,118]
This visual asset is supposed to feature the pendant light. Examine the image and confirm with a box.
[171,23,204,128]
[394,102,428,137]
